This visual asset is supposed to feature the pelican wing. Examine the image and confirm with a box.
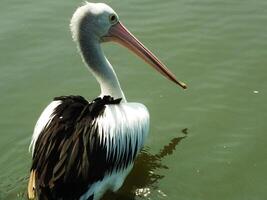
[29,95,122,199]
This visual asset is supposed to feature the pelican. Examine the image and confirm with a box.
[27,2,186,200]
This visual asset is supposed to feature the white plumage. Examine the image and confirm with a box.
[96,103,149,161]
[30,101,149,162]
[29,99,149,200]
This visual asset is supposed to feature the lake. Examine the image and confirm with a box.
[0,0,266,199]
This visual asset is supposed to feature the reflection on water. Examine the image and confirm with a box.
[102,128,188,200]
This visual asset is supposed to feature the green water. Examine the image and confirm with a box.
[1,0,267,199]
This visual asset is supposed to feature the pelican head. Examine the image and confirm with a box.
[70,3,119,42]
[70,2,187,90]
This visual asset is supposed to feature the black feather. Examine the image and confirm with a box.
[30,95,126,200]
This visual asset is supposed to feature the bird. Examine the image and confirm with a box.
[27,2,186,200]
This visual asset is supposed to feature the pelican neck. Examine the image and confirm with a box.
[78,35,126,102]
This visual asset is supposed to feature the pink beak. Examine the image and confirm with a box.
[105,22,187,89]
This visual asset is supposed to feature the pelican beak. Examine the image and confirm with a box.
[105,21,187,89]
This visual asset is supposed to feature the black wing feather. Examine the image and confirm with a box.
[31,95,122,200]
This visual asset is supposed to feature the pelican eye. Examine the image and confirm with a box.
[109,14,118,24]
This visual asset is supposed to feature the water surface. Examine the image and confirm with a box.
[0,0,267,199]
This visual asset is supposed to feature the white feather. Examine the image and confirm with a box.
[29,101,61,155]
[95,102,149,163]
[80,102,149,200]
[70,2,117,42]
[80,165,133,200]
